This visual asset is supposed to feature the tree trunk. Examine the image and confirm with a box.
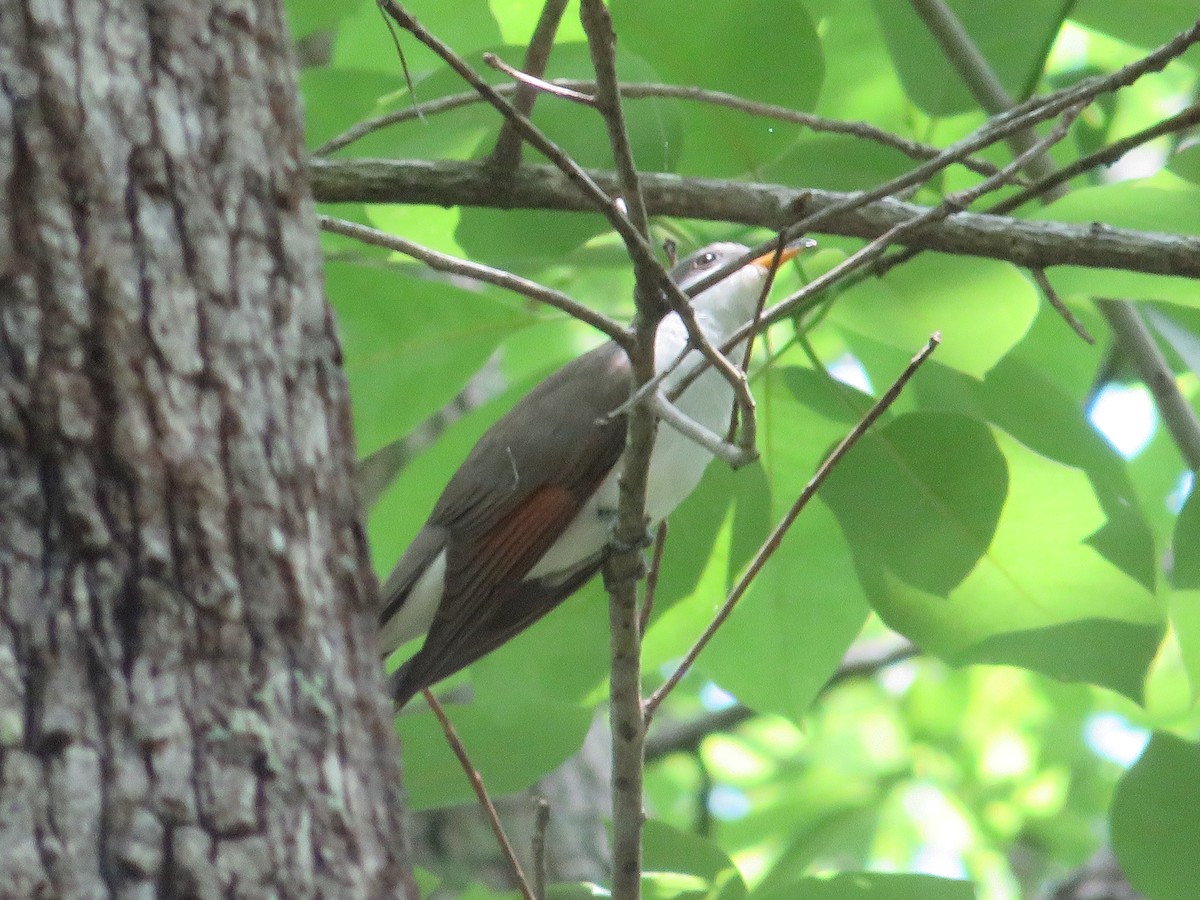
[0,1,414,896]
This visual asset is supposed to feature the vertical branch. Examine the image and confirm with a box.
[491,0,571,170]
[581,0,650,241]
[579,2,655,896]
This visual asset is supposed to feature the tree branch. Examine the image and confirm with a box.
[645,334,941,717]
[908,0,1200,471]
[317,214,631,346]
[490,0,571,170]
[309,158,1200,279]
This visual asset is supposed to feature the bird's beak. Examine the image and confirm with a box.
[751,238,817,271]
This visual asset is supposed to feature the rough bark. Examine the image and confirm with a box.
[0,1,413,897]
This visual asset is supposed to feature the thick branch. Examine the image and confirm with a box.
[309,158,1200,279]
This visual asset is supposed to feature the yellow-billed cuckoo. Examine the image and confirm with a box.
[380,241,806,706]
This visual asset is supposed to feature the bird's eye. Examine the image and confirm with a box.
[695,251,717,269]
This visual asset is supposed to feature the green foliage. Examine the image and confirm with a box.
[292,0,1200,897]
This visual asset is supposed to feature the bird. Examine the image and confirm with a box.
[378,240,807,706]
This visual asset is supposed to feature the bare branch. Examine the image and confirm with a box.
[993,102,1200,215]
[907,0,1200,471]
[490,0,572,169]
[317,214,632,347]
[310,157,1200,279]
[423,690,536,900]
[645,334,942,718]
[315,80,1006,178]
[1098,298,1200,471]
[650,392,757,468]
[1031,267,1095,345]
[532,797,551,900]
[484,52,598,106]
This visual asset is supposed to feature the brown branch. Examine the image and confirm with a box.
[640,521,668,637]
[717,104,1081,350]
[309,157,1200,279]
[317,214,632,347]
[681,16,1200,300]
[314,80,1006,178]
[484,52,598,106]
[423,690,536,900]
[645,334,942,718]
[490,0,571,169]
[998,102,1200,214]
[375,0,664,287]
[580,3,654,895]
[1031,267,1095,344]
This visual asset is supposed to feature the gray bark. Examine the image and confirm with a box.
[0,1,413,897]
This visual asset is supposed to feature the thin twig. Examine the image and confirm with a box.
[314,80,1005,178]
[651,392,757,468]
[484,52,598,106]
[491,0,572,169]
[741,103,1083,337]
[682,17,1200,302]
[645,333,942,718]
[1031,267,1095,344]
[994,102,1200,215]
[423,690,536,900]
[317,214,631,346]
[727,234,787,443]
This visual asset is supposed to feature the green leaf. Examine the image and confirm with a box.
[611,0,822,109]
[833,256,1039,379]
[396,693,593,810]
[1168,590,1200,701]
[872,0,1070,115]
[701,369,872,720]
[1112,733,1200,899]
[612,0,823,178]
[643,819,747,900]
[916,351,1157,592]
[822,413,1009,595]
[1071,0,1200,48]
[327,260,535,454]
[821,412,1164,699]
[752,872,975,900]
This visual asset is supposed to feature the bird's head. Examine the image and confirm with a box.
[670,239,814,333]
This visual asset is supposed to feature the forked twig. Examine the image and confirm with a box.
[644,333,942,717]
